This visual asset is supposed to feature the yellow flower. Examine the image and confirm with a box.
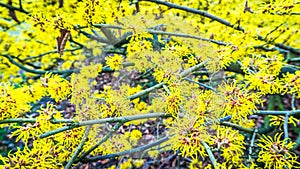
[219,81,263,121]
[61,60,72,70]
[41,73,72,102]
[165,90,182,117]
[209,126,245,166]
[269,115,298,127]
[148,150,159,157]
[189,159,202,169]
[168,115,209,158]
[125,129,142,145]
[102,134,132,155]
[106,54,124,70]
[257,133,300,169]
[245,72,283,95]
[98,84,132,117]
[133,159,144,168]
[0,83,32,120]
[120,159,133,169]
[283,71,300,97]
[4,139,63,168]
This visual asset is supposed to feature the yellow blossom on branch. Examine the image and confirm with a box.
[105,54,124,71]
[257,133,300,169]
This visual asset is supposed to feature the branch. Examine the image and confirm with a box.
[100,27,119,45]
[81,135,172,162]
[79,30,110,44]
[179,59,209,77]
[284,111,290,140]
[1,55,134,76]
[147,29,228,46]
[141,0,244,32]
[92,24,123,29]
[201,141,217,168]
[0,117,75,125]
[255,109,300,116]
[65,125,91,169]
[0,2,29,14]
[75,122,123,162]
[22,47,82,62]
[1,54,77,75]
[287,57,300,63]
[183,77,219,93]
[128,60,209,100]
[92,24,229,46]
[257,35,300,56]
[248,129,258,166]
[40,113,169,138]
[220,121,254,133]
[0,118,36,124]
[128,83,164,100]
[142,0,300,55]
[284,93,296,142]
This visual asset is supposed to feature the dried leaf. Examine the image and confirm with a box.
[244,0,254,13]
[8,1,20,24]
[56,29,70,56]
[59,0,64,8]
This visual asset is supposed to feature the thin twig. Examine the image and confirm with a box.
[201,141,217,168]
[264,22,286,40]
[40,113,169,138]
[220,121,253,133]
[148,29,228,46]
[248,129,257,166]
[183,77,218,93]
[128,60,209,100]
[22,47,82,62]
[81,135,172,162]
[75,122,123,162]
[142,0,300,55]
[141,0,244,32]
[92,24,228,45]
[255,109,300,116]
[65,125,91,169]
[1,54,77,75]
[18,0,23,10]
[0,2,29,14]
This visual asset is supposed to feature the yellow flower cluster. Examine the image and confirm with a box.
[209,126,245,167]
[11,103,64,145]
[0,73,70,123]
[283,71,300,97]
[0,83,32,121]
[42,73,72,102]
[168,115,209,158]
[219,81,263,121]
[0,139,63,168]
[257,133,300,169]
[105,54,124,71]
[70,63,102,120]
